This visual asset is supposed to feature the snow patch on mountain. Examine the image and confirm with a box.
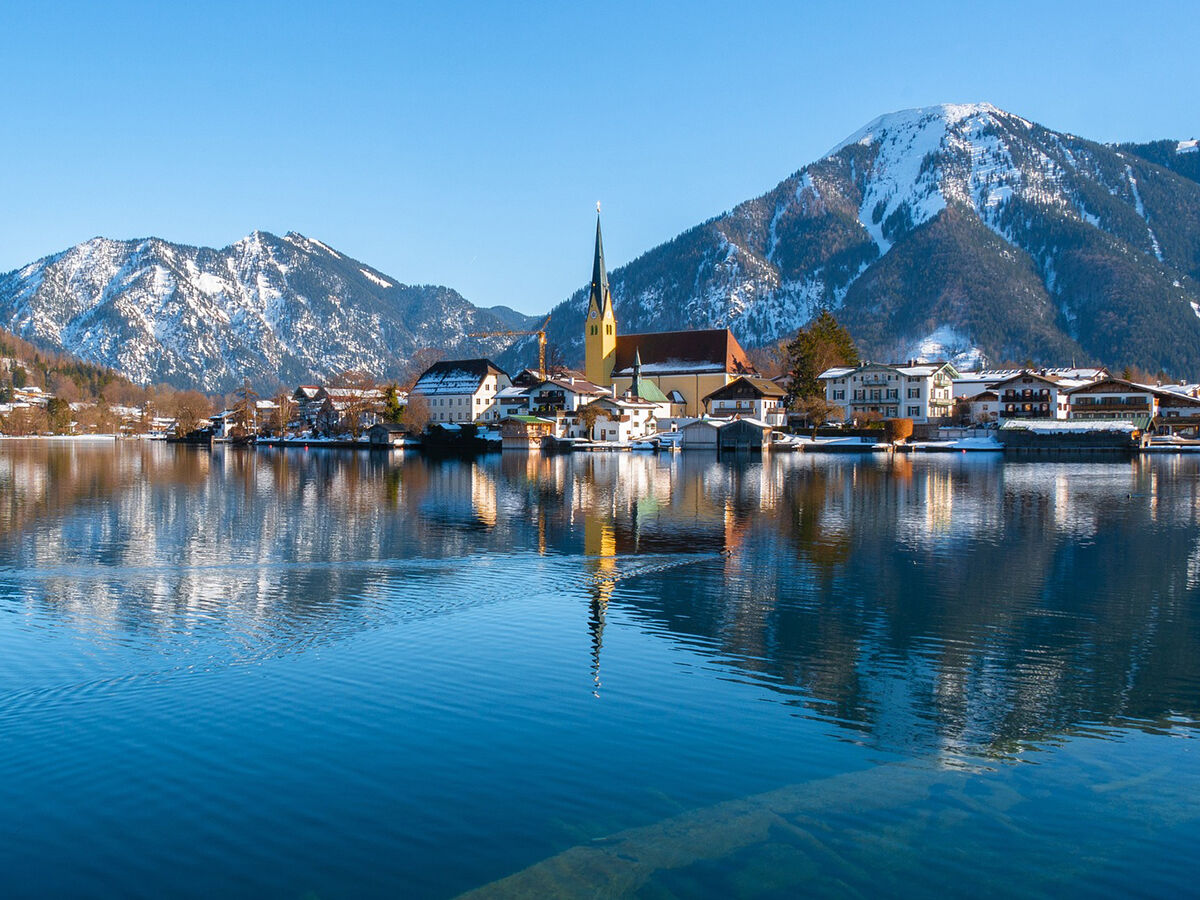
[360,268,392,288]
[1125,164,1164,261]
[907,325,986,370]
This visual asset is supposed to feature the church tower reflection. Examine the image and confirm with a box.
[583,513,617,697]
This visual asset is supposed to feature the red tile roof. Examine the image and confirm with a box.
[612,329,755,376]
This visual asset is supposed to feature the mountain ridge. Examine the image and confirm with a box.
[4,102,1200,389]
[509,102,1200,377]
[0,230,537,391]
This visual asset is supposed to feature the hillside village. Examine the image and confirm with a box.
[5,216,1200,455]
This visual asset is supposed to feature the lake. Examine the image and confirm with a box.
[0,441,1196,898]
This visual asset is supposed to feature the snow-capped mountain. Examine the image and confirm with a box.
[523,103,1200,376]
[0,231,535,391]
[5,104,1199,389]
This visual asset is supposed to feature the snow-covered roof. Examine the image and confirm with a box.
[593,396,659,410]
[535,376,607,396]
[413,359,505,397]
[722,416,772,429]
[820,362,953,379]
[614,360,726,375]
[495,386,530,400]
[980,367,1106,380]
[1001,420,1139,433]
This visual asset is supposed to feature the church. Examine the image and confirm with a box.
[583,215,757,417]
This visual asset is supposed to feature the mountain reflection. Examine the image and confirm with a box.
[2,443,1198,758]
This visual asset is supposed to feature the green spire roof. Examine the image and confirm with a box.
[632,377,668,404]
[590,213,612,316]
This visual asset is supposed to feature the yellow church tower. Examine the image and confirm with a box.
[584,210,618,386]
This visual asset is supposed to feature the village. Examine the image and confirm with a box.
[4,217,1200,455]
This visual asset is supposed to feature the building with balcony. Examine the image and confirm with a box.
[989,371,1079,419]
[701,376,787,426]
[819,362,959,423]
[1066,377,1159,420]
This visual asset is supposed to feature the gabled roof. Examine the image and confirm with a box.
[702,376,786,403]
[989,370,1064,389]
[820,361,960,380]
[1064,376,1155,395]
[318,387,384,401]
[534,376,608,396]
[980,366,1108,381]
[496,386,531,400]
[590,395,659,410]
[413,359,507,396]
[611,329,754,376]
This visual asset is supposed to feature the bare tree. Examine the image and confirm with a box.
[271,391,295,436]
[230,380,259,438]
[1,406,49,436]
[399,348,445,392]
[403,391,430,433]
[797,396,841,437]
[173,390,212,437]
[576,402,603,439]
[332,369,381,439]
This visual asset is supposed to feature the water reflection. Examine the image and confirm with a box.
[2,442,1198,763]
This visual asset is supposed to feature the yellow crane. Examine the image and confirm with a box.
[469,314,552,374]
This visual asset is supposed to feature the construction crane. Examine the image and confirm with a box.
[469,314,552,374]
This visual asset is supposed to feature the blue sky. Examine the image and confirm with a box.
[2,0,1196,314]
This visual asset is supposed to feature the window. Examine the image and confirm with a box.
[907,388,919,398]
[907,406,919,416]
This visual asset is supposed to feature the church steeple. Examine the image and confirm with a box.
[590,214,613,318]
[585,207,618,386]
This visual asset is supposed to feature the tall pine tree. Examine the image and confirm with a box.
[784,311,859,406]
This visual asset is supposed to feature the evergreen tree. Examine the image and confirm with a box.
[46,397,73,434]
[383,384,404,423]
[784,311,859,405]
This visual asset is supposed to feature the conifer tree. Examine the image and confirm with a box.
[784,311,859,405]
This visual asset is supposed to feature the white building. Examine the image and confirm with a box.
[820,362,959,423]
[411,359,512,424]
[968,390,1000,424]
[582,396,664,443]
[527,374,610,414]
[701,376,786,427]
[988,371,1080,420]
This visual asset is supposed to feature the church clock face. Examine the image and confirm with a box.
[590,309,597,319]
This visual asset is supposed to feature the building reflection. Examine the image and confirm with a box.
[2,443,1199,758]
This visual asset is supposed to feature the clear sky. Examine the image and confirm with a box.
[2,0,1196,314]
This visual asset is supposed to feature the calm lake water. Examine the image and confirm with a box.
[0,441,1197,898]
